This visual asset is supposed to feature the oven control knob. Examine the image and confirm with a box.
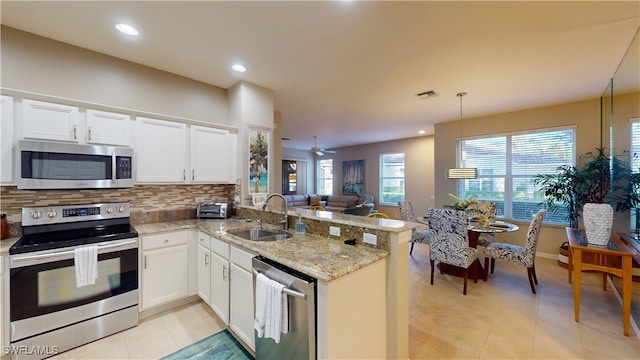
[47,210,57,218]
[118,206,126,213]
[31,211,41,219]
[106,207,114,214]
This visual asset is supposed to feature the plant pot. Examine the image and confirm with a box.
[583,203,613,246]
[557,241,569,268]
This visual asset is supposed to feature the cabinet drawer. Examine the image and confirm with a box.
[211,237,229,259]
[198,232,211,250]
[143,231,189,250]
[230,245,255,271]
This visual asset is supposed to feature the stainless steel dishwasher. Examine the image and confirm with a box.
[252,256,316,360]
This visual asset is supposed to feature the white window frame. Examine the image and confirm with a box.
[379,152,405,206]
[316,159,333,195]
[630,117,640,231]
[458,127,576,224]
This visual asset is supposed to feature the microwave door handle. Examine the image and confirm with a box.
[112,152,117,184]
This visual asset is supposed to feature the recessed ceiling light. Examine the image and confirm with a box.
[418,130,426,134]
[232,64,247,73]
[115,23,139,36]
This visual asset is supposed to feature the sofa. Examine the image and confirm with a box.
[283,194,373,213]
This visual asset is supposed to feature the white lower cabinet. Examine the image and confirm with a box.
[210,237,230,325]
[229,245,256,351]
[197,232,212,305]
[140,230,189,310]
[197,244,212,305]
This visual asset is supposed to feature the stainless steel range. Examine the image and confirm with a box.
[8,202,139,360]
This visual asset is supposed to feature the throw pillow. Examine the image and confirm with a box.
[309,196,321,206]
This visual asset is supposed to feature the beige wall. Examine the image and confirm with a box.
[433,94,639,255]
[1,26,229,124]
[317,136,435,219]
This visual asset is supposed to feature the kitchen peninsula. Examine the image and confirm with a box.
[133,206,415,359]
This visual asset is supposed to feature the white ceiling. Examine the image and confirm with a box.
[1,1,639,151]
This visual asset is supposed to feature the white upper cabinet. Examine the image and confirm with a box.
[20,99,131,146]
[85,109,131,146]
[190,125,232,183]
[136,117,188,183]
[22,99,80,142]
[1,96,14,184]
[137,118,237,184]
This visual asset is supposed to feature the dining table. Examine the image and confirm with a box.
[439,220,519,279]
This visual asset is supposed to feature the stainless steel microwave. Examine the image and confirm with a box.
[17,140,134,189]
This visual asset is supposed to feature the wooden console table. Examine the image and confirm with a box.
[565,228,636,336]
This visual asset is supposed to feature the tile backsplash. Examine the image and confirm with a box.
[0,184,236,237]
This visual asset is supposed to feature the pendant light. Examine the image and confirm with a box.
[446,92,478,179]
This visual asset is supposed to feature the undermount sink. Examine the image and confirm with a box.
[229,228,291,241]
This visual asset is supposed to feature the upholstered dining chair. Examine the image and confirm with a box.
[426,208,479,295]
[483,209,546,294]
[466,201,497,247]
[398,200,432,255]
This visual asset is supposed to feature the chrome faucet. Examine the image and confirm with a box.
[262,193,289,231]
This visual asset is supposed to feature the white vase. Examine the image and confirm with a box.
[583,203,613,246]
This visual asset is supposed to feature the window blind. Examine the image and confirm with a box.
[460,128,575,223]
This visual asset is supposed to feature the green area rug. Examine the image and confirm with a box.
[161,330,254,360]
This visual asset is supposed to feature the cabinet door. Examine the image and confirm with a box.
[85,109,131,146]
[190,125,230,183]
[229,263,255,351]
[136,117,188,183]
[141,244,189,310]
[1,96,14,184]
[197,244,211,305]
[210,251,229,325]
[22,99,80,142]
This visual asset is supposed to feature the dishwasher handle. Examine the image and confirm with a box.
[252,268,307,299]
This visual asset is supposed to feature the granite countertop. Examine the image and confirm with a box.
[2,216,392,282]
[135,218,389,282]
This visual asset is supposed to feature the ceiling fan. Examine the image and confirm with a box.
[310,136,336,156]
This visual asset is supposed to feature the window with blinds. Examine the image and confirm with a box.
[380,153,405,205]
[632,120,640,173]
[459,128,575,223]
[317,159,333,195]
[631,119,640,231]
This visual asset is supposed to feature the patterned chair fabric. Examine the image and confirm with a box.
[398,200,432,255]
[483,209,546,294]
[467,201,497,247]
[426,208,479,295]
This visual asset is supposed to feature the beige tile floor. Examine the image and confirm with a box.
[409,244,640,359]
[49,301,227,360]
[50,245,640,360]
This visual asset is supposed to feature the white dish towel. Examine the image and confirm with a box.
[254,272,289,343]
[74,245,98,288]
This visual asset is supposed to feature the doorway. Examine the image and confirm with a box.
[282,160,307,195]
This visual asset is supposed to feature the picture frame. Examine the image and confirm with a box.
[248,126,270,195]
[342,159,365,194]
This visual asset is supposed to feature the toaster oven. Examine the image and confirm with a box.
[197,202,231,219]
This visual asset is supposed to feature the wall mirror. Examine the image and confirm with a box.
[602,27,640,231]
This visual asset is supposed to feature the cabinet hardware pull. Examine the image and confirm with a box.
[205,253,209,266]
[88,126,92,141]
[144,255,147,269]
[183,169,186,180]
[192,169,195,181]
[73,125,77,140]
[223,264,228,281]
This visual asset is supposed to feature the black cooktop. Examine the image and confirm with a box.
[9,223,138,255]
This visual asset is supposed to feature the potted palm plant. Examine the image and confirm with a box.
[532,148,631,228]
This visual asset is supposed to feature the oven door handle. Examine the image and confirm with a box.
[10,238,138,268]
